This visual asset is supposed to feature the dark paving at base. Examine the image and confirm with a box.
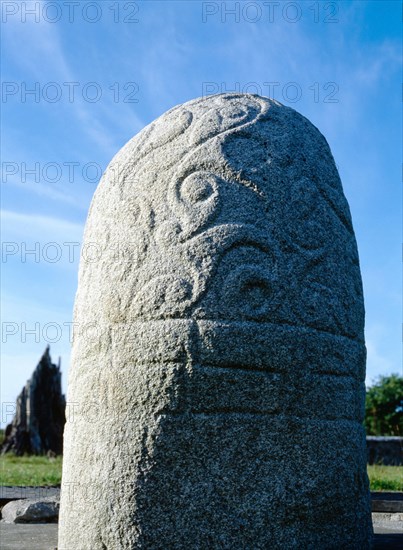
[0,523,401,550]
[371,492,403,513]
[0,486,60,500]
[373,532,403,550]
[371,492,403,501]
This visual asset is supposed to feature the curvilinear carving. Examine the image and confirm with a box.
[59,94,372,550]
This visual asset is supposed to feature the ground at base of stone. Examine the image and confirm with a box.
[0,524,401,550]
[372,530,403,550]
[0,523,58,550]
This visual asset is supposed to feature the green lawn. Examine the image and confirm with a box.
[0,454,62,486]
[0,452,401,490]
[367,465,403,492]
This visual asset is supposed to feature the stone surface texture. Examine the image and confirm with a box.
[58,93,372,549]
[1,498,59,524]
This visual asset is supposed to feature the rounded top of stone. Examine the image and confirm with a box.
[77,93,364,342]
[112,92,322,168]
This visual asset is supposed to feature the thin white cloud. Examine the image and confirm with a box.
[2,0,72,80]
[354,39,401,86]
[1,209,84,239]
[2,174,87,208]
[1,209,84,270]
[2,0,145,158]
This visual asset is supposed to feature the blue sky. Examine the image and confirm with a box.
[1,0,401,425]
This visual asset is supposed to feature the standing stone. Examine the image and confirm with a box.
[58,94,372,549]
[2,346,65,456]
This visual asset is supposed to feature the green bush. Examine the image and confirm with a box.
[365,374,403,436]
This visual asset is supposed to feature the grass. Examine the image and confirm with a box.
[0,452,401,491]
[0,454,62,486]
[367,465,403,492]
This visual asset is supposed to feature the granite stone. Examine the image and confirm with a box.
[2,498,59,524]
[58,93,372,549]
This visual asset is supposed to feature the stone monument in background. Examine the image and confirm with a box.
[59,94,372,549]
[2,346,66,456]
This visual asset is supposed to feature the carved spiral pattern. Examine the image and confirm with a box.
[92,94,361,336]
[189,95,265,146]
[170,171,221,239]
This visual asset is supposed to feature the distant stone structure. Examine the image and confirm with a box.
[367,436,403,466]
[59,94,372,549]
[2,346,66,456]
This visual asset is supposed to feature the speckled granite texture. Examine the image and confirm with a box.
[58,94,372,549]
